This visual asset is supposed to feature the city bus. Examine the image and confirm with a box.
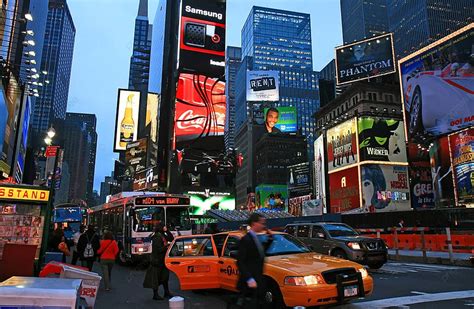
[90,192,191,264]
[52,203,89,241]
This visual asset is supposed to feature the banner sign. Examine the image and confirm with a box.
[329,166,360,213]
[429,136,455,206]
[288,194,311,217]
[246,71,280,102]
[288,162,311,195]
[313,135,327,213]
[114,89,140,152]
[133,166,160,191]
[399,25,474,141]
[125,138,148,176]
[410,162,435,208]
[336,33,396,85]
[263,106,297,133]
[358,117,407,163]
[255,184,287,210]
[327,118,358,172]
[0,186,50,203]
[449,128,474,205]
[135,195,190,206]
[302,199,323,216]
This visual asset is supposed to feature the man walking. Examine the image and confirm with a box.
[236,213,273,308]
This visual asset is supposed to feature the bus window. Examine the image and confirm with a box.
[166,207,191,231]
[133,207,164,232]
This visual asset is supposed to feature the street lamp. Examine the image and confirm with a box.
[24,12,33,22]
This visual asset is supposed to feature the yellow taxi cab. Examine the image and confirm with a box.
[165,230,373,308]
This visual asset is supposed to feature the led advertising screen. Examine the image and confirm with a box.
[179,0,226,77]
[358,117,407,163]
[399,24,474,141]
[114,89,140,152]
[263,106,297,134]
[255,184,288,210]
[187,189,235,215]
[449,128,474,205]
[313,135,327,213]
[246,71,280,102]
[329,166,360,214]
[410,161,435,209]
[336,33,396,85]
[125,138,147,176]
[361,164,411,213]
[133,166,160,191]
[429,136,455,206]
[146,93,160,143]
[327,118,358,172]
[174,73,226,149]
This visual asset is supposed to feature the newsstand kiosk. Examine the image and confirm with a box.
[0,184,51,280]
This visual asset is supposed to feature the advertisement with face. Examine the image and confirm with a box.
[399,25,474,141]
[255,184,288,210]
[358,117,407,163]
[179,0,226,77]
[263,106,297,134]
[429,136,455,206]
[327,118,358,172]
[246,71,279,102]
[449,128,474,205]
[174,73,226,150]
[314,135,327,213]
[114,89,140,152]
[336,33,396,85]
[361,164,410,213]
[329,166,360,213]
[187,189,235,215]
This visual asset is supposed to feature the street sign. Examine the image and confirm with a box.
[45,146,59,157]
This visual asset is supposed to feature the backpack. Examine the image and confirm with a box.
[83,233,95,258]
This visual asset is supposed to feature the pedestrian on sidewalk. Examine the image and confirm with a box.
[77,225,100,271]
[71,225,85,265]
[97,231,119,291]
[143,223,174,300]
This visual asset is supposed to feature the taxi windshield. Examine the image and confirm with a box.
[257,234,311,256]
[325,224,359,237]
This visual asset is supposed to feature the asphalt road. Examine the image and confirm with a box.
[93,261,474,308]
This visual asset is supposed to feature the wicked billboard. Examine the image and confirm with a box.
[336,33,396,85]
[327,118,358,172]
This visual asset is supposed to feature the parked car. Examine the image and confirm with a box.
[165,230,373,308]
[284,222,388,269]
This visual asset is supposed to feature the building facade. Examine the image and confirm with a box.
[224,46,242,150]
[31,0,75,133]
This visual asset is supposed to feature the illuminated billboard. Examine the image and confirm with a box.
[358,117,407,163]
[174,73,226,149]
[114,89,140,152]
[336,33,396,85]
[186,189,235,215]
[313,135,327,213]
[327,118,358,172]
[255,184,288,210]
[399,24,474,141]
[449,128,474,206]
[328,166,360,213]
[146,93,160,143]
[263,106,297,133]
[179,0,226,77]
[125,138,147,176]
[246,71,280,102]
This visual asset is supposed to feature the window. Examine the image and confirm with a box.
[311,226,326,238]
[384,94,394,103]
[296,225,310,238]
[223,237,240,257]
[368,92,377,101]
[169,237,215,257]
[213,234,227,257]
[285,225,296,235]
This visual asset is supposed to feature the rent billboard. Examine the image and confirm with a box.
[246,71,280,102]
[399,24,474,141]
[114,89,140,152]
[449,128,474,206]
[336,33,396,85]
[358,117,407,163]
[186,189,235,215]
[263,106,297,134]
[327,118,358,172]
[255,184,288,210]
[329,166,360,213]
[179,0,226,77]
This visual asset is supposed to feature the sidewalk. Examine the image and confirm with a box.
[388,249,473,267]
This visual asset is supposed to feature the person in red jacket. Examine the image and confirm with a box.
[97,231,119,291]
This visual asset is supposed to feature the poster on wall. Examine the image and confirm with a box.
[410,162,435,208]
[288,162,311,195]
[358,117,407,163]
[313,135,327,213]
[399,24,474,141]
[263,106,297,134]
[336,33,396,85]
[187,189,235,215]
[246,71,280,101]
[327,118,358,172]
[179,0,226,77]
[361,164,410,213]
[288,194,311,217]
[449,128,474,205]
[114,89,140,152]
[255,184,288,210]
[329,166,360,213]
[302,199,323,216]
[429,136,455,207]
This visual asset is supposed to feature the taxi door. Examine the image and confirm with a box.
[218,235,241,292]
[165,235,220,290]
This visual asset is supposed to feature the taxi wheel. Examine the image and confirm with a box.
[331,249,347,260]
[263,279,285,308]
[368,261,385,269]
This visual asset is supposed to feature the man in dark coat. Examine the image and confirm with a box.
[237,213,273,308]
[143,224,174,300]
[77,225,100,271]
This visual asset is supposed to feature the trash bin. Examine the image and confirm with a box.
[60,265,101,308]
[169,296,185,309]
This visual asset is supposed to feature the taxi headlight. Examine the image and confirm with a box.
[284,275,323,286]
[358,268,368,279]
[347,242,361,250]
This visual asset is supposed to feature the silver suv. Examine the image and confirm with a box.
[284,222,388,269]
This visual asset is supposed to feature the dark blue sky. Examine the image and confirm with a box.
[66,0,342,192]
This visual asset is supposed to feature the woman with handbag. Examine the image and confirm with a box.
[143,224,174,300]
[97,231,119,291]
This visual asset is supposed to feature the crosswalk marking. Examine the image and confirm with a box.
[369,262,467,275]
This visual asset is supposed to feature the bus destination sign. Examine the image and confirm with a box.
[134,196,190,206]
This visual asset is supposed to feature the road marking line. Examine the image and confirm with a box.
[411,291,429,295]
[341,290,474,308]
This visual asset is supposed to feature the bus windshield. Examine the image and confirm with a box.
[166,207,191,231]
[133,207,164,233]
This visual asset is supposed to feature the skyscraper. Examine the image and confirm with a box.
[340,0,390,44]
[65,113,97,205]
[224,46,241,150]
[31,0,75,133]
[387,0,473,58]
